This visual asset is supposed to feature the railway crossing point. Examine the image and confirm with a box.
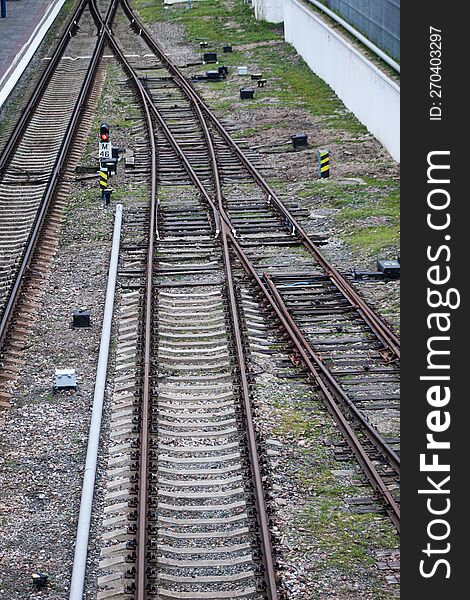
[318,149,330,178]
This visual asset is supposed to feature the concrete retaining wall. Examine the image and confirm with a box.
[253,0,400,161]
[253,0,284,23]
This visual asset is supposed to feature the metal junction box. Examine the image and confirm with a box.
[240,88,254,100]
[54,368,77,391]
[377,259,400,278]
[203,52,217,63]
[292,134,308,150]
[72,310,91,328]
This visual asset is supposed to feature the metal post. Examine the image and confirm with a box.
[1,0,7,19]
[69,204,123,600]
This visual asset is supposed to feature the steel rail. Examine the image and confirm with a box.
[99,29,221,233]
[86,1,160,597]
[136,90,157,600]
[264,274,400,471]
[226,231,401,532]
[221,223,279,599]
[101,22,279,598]
[118,0,400,360]
[108,4,400,533]
[0,0,120,352]
[0,0,89,172]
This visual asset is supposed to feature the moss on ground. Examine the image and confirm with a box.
[299,176,399,254]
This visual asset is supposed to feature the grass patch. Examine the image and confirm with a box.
[303,499,398,568]
[134,0,282,45]
[131,0,366,133]
[299,177,399,254]
[346,225,399,254]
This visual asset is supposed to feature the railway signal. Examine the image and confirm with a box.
[100,122,110,142]
[99,122,117,179]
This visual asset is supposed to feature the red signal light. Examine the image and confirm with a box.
[100,122,110,142]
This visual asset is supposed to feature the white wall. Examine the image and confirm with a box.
[254,0,400,161]
[253,0,284,24]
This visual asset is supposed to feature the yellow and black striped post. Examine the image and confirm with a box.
[318,149,330,178]
[99,167,108,192]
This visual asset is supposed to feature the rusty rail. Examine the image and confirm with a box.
[88,5,401,597]
[109,6,400,587]
[101,21,279,599]
[228,235,401,532]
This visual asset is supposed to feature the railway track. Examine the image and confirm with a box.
[0,0,400,596]
[112,0,400,519]
[93,1,400,596]
[0,0,123,351]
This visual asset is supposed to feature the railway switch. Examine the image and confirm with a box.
[72,310,91,328]
[352,259,401,281]
[240,88,254,100]
[54,369,77,392]
[292,134,308,150]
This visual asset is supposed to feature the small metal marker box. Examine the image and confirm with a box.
[206,70,221,80]
[72,309,91,328]
[240,88,254,100]
[223,45,233,53]
[203,52,217,63]
[292,134,308,150]
[54,369,77,391]
[237,66,249,75]
[377,259,400,278]
[32,573,49,589]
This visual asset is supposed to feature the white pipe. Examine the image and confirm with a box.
[69,204,123,600]
[306,0,400,73]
